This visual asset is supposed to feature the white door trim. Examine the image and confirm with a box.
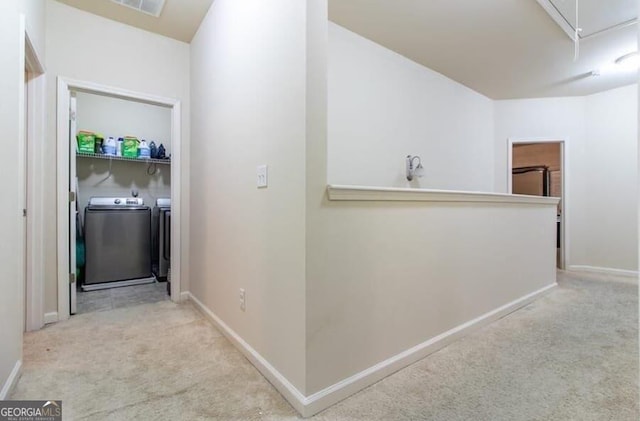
[56,77,183,320]
[21,17,46,332]
[507,137,569,269]
[18,16,26,334]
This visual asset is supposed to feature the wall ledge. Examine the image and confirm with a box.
[327,184,560,206]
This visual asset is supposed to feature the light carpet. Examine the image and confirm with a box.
[11,271,638,420]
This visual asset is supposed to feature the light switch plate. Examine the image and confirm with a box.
[257,165,268,188]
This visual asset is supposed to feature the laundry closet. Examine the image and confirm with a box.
[72,91,172,314]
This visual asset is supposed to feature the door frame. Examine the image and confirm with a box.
[56,77,183,321]
[20,17,46,332]
[507,137,569,270]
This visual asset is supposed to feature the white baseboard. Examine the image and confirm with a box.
[179,291,190,303]
[568,265,639,278]
[187,293,308,415]
[189,283,555,417]
[43,312,58,324]
[302,282,556,415]
[0,360,22,400]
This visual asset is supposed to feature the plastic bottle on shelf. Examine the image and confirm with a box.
[103,137,117,156]
[94,136,104,154]
[138,139,151,159]
[117,138,123,156]
[149,141,158,159]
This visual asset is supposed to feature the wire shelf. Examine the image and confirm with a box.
[77,152,171,165]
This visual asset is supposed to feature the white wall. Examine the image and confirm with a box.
[330,20,637,274]
[304,15,558,407]
[0,0,24,398]
[494,85,638,273]
[44,0,190,313]
[190,0,307,392]
[21,0,46,62]
[328,23,494,191]
[583,86,638,271]
[494,96,589,266]
[0,0,45,398]
[305,195,558,395]
[76,92,172,155]
[76,159,170,220]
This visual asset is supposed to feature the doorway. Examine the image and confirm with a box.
[508,139,567,269]
[23,69,27,332]
[56,78,183,321]
[72,91,173,314]
[21,26,46,332]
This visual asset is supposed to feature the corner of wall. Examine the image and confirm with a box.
[189,0,309,400]
[304,0,329,398]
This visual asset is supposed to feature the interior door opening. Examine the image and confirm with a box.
[57,78,183,321]
[23,28,46,332]
[510,140,565,269]
[70,90,173,315]
[22,68,28,332]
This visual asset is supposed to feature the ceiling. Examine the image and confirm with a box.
[328,0,638,99]
[54,0,214,43]
[55,0,636,99]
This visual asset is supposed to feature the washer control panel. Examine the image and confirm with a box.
[88,197,145,207]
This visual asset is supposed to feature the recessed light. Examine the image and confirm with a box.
[110,0,166,18]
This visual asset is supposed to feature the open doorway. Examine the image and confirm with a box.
[508,139,566,269]
[22,27,46,332]
[56,78,183,321]
[72,91,173,314]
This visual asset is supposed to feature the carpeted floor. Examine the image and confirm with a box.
[11,271,638,420]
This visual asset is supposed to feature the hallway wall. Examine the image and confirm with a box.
[327,23,494,191]
[43,1,191,315]
[189,0,308,393]
[494,84,638,274]
[0,0,46,398]
[583,85,638,272]
[304,10,558,406]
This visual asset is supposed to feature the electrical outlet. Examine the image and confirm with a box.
[239,288,246,311]
[257,165,268,188]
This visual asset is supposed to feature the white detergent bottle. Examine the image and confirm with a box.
[138,139,150,159]
[103,137,117,156]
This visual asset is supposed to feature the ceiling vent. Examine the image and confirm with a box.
[110,0,166,18]
[536,0,637,40]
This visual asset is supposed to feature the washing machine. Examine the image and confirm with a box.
[83,197,152,290]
